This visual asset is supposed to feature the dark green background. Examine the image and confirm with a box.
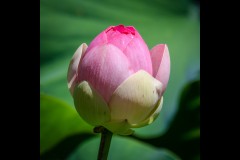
[40,0,200,159]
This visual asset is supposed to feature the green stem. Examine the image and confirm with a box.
[95,127,113,160]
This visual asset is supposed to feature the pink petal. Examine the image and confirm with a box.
[123,31,153,75]
[86,25,153,75]
[67,43,88,96]
[105,26,134,52]
[150,44,170,92]
[107,25,153,75]
[78,44,134,103]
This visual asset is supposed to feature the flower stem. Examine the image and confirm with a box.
[94,127,113,160]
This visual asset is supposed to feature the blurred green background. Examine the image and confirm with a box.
[40,0,200,159]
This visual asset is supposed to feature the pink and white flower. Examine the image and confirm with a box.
[67,25,170,135]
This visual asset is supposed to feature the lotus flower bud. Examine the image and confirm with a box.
[67,25,170,135]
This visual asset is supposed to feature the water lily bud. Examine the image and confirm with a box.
[67,25,170,135]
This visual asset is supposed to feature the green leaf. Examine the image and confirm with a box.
[40,93,92,154]
[40,0,199,137]
[67,136,180,160]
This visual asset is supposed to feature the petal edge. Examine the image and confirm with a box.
[67,43,88,95]
[150,44,170,92]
